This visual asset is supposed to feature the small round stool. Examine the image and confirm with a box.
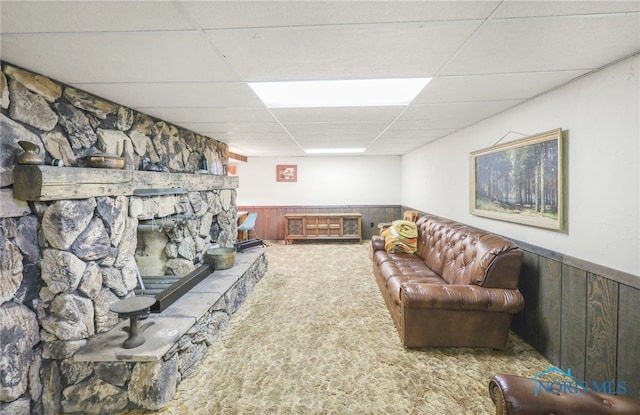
[110,297,156,349]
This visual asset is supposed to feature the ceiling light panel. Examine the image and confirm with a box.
[248,78,431,108]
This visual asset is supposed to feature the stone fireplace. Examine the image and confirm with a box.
[1,62,267,414]
[15,171,251,414]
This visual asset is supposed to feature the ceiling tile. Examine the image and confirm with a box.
[1,31,237,84]
[136,107,276,124]
[228,140,303,157]
[378,129,456,140]
[271,107,404,123]
[399,100,524,125]
[414,70,590,103]
[493,0,640,19]
[72,82,263,109]
[177,122,285,134]
[0,1,192,33]
[443,14,640,75]
[364,142,428,156]
[293,132,373,143]
[384,122,458,134]
[210,132,292,142]
[183,1,499,28]
[206,20,481,81]
[283,122,387,134]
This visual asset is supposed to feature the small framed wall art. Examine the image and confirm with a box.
[276,164,297,182]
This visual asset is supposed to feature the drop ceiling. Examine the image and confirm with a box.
[1,1,639,157]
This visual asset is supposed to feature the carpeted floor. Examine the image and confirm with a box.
[124,241,553,414]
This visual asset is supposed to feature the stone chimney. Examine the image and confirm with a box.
[0,62,239,414]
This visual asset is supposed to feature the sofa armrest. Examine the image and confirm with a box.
[371,236,385,252]
[400,284,524,313]
[489,374,640,415]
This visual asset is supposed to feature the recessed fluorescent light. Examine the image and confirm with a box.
[248,78,431,108]
[304,148,366,154]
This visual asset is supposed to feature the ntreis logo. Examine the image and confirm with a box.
[532,367,627,397]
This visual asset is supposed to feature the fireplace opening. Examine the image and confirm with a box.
[134,209,222,312]
[134,215,219,313]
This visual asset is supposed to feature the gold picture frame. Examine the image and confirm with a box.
[470,129,564,230]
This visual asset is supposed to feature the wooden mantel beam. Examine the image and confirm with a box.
[228,151,248,162]
[13,165,239,201]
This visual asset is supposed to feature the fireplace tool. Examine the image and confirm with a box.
[234,238,266,252]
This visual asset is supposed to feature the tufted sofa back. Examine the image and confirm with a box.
[415,215,522,288]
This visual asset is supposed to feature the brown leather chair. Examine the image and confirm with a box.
[489,374,640,415]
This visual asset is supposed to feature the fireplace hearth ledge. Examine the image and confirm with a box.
[65,247,267,413]
[73,316,194,362]
[75,247,265,363]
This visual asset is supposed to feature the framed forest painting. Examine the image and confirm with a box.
[470,129,564,230]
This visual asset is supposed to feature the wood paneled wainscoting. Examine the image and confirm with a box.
[236,205,402,242]
[510,241,640,401]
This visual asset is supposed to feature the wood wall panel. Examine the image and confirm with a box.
[237,205,402,242]
[617,284,640,400]
[513,250,639,399]
[512,251,540,349]
[560,264,587,380]
[538,257,562,366]
[585,273,618,385]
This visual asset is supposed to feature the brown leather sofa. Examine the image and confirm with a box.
[489,374,640,414]
[371,214,524,348]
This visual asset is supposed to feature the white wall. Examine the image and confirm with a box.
[402,54,639,276]
[235,155,401,206]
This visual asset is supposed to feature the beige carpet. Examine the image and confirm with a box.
[125,241,553,414]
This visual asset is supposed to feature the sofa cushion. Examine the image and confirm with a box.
[415,215,520,286]
[400,284,524,313]
[373,251,431,279]
[386,274,445,307]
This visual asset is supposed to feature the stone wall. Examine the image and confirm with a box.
[0,63,228,178]
[0,62,237,414]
